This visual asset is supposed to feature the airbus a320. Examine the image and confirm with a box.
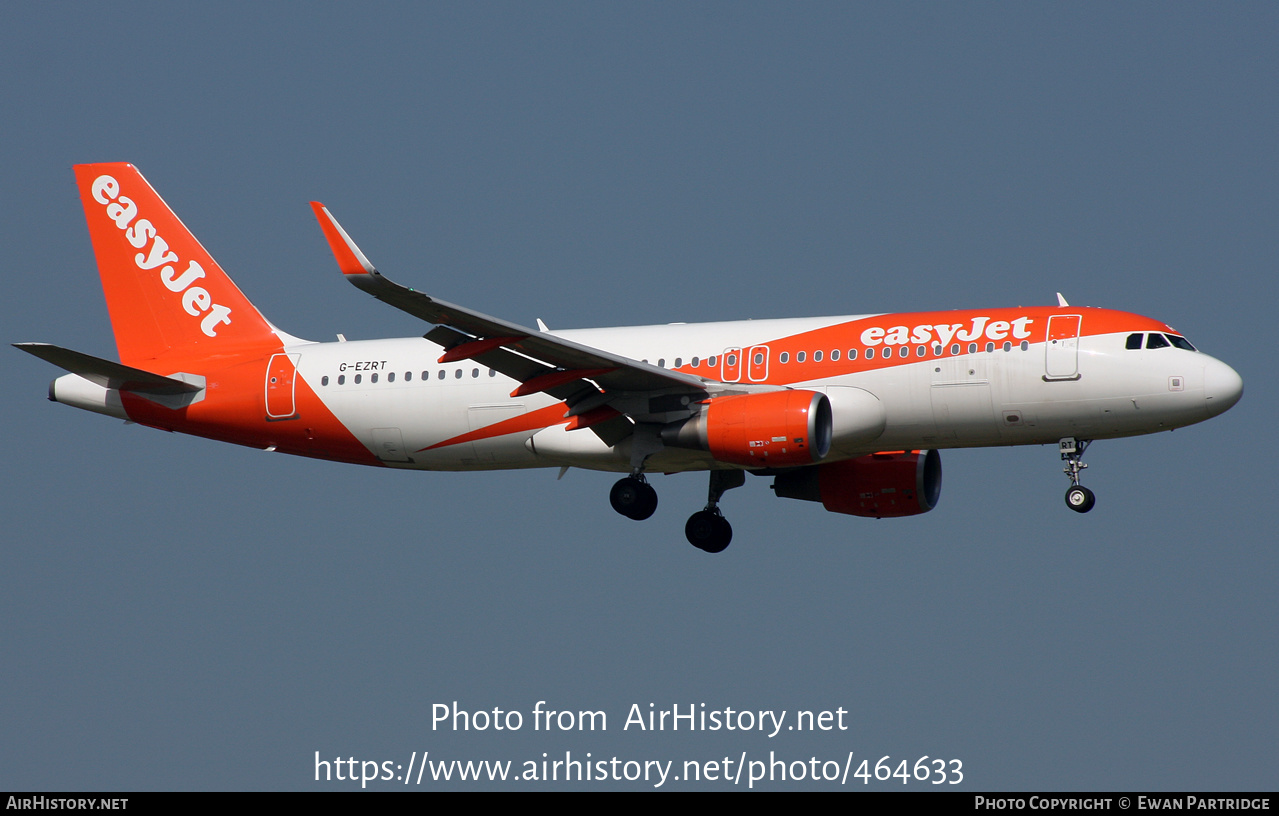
[17,163,1244,552]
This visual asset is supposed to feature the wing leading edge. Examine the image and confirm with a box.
[309,203,719,444]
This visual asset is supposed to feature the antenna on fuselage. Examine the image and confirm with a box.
[1056,293,1070,307]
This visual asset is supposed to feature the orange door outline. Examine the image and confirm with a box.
[721,347,743,383]
[265,353,300,419]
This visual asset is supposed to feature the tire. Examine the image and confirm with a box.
[611,477,657,520]
[1065,485,1096,513]
[686,510,732,552]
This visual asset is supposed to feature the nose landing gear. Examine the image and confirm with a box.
[1060,438,1096,513]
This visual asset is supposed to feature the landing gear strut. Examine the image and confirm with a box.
[685,470,744,553]
[610,474,658,520]
[1060,437,1096,513]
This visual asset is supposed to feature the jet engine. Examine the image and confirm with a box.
[661,390,832,468]
[771,449,942,518]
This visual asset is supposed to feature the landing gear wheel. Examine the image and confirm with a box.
[1065,485,1096,513]
[685,510,732,553]
[610,477,658,520]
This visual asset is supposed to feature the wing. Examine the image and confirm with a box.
[310,203,715,443]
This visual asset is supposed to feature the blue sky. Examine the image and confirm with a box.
[2,3,1275,790]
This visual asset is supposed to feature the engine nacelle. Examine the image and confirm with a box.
[772,449,942,518]
[661,390,832,467]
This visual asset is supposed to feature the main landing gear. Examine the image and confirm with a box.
[610,474,658,520]
[684,470,745,554]
[1060,437,1096,513]
[608,469,744,553]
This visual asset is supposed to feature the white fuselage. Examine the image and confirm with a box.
[285,313,1234,473]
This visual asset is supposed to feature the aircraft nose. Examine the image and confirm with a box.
[1203,358,1243,417]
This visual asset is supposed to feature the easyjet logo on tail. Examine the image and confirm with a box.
[90,174,233,338]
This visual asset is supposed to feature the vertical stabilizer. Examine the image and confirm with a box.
[73,163,279,367]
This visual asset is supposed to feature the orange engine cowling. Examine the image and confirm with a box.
[661,390,832,467]
[771,449,942,518]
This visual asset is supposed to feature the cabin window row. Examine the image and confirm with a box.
[320,368,499,386]
[769,340,1032,364]
[320,337,1043,387]
[645,340,1033,370]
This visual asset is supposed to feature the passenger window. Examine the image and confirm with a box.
[489,369,496,377]
[831,349,840,361]
[753,352,764,365]
[472,368,479,378]
[691,357,700,367]
[708,356,717,367]
[849,349,858,360]
[968,343,977,354]
[658,359,665,368]
[675,358,683,367]
[813,351,822,362]
[951,344,961,355]
[438,370,445,380]
[797,351,806,363]
[779,352,790,363]
[455,369,463,378]
[1003,341,1012,352]
[1020,340,1029,351]
[354,374,361,384]
[321,375,329,386]
[985,342,994,353]
[917,345,926,357]
[1146,333,1170,349]
[933,344,943,356]
[371,373,378,383]
[899,347,908,358]
[882,348,892,359]
[337,375,345,385]
[1126,333,1144,350]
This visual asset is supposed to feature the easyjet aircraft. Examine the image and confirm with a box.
[17,163,1244,552]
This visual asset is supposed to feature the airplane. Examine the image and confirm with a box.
[16,163,1244,553]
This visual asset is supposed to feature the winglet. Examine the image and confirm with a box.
[310,202,378,277]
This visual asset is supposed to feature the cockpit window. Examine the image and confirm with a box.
[1167,334,1196,351]
[1126,333,1144,350]
[1146,333,1170,349]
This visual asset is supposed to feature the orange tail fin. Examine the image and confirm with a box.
[73,163,280,367]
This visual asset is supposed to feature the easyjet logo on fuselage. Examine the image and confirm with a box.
[90,174,233,338]
[860,315,1035,347]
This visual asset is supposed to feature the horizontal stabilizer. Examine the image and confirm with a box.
[14,343,203,395]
